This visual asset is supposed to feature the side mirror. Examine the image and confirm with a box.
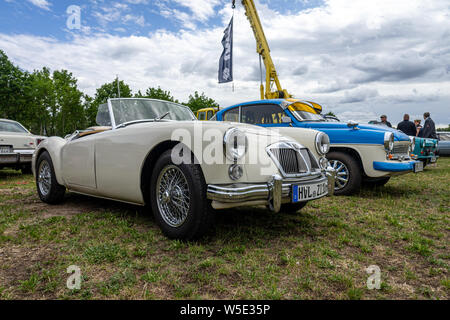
[281,116,292,124]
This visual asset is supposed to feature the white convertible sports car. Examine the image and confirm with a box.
[0,119,46,174]
[33,98,335,239]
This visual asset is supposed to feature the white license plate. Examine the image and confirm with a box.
[292,181,328,203]
[414,161,424,173]
[0,146,13,154]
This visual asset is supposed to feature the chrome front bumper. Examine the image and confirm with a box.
[207,167,336,213]
[0,149,34,165]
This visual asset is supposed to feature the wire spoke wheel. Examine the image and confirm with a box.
[156,165,191,228]
[38,160,52,197]
[329,159,349,191]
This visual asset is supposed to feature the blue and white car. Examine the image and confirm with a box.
[213,99,423,195]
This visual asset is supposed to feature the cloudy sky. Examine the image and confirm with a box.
[1,0,449,127]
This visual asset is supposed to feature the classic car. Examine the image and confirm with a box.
[411,137,438,166]
[437,132,450,156]
[0,119,46,174]
[33,98,335,240]
[214,99,423,196]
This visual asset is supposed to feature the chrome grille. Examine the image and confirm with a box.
[270,148,313,174]
[393,144,410,157]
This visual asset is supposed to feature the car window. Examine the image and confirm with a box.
[209,114,217,121]
[207,111,214,120]
[241,104,285,125]
[198,112,206,120]
[223,108,239,122]
[0,121,28,133]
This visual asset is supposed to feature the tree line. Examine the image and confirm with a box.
[0,50,219,137]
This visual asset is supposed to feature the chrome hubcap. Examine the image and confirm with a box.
[156,165,190,228]
[38,160,51,196]
[329,160,349,190]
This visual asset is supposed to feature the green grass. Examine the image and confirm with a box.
[0,158,449,300]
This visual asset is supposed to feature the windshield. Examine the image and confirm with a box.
[0,121,28,133]
[287,103,325,122]
[96,99,195,127]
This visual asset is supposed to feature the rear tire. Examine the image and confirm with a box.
[327,151,362,196]
[36,151,66,204]
[280,202,308,214]
[150,150,214,240]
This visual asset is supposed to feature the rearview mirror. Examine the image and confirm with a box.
[281,116,292,124]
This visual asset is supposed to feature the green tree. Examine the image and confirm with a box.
[325,111,337,117]
[88,78,132,126]
[185,91,219,113]
[136,86,179,103]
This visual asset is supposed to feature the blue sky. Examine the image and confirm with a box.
[0,0,449,127]
[0,0,325,39]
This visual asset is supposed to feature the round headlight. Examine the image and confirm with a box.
[315,132,331,156]
[319,157,329,169]
[422,139,426,148]
[224,128,248,161]
[384,132,394,152]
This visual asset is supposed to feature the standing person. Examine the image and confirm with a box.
[421,112,437,139]
[397,114,416,136]
[380,115,392,128]
[414,120,422,137]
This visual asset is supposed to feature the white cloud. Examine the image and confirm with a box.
[27,0,51,11]
[1,0,449,126]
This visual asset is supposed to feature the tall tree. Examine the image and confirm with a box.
[185,91,219,113]
[88,78,132,126]
[136,86,179,103]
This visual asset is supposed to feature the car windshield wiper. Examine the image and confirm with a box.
[116,119,156,129]
[155,112,170,121]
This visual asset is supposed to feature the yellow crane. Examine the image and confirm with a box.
[232,0,323,114]
[233,0,291,100]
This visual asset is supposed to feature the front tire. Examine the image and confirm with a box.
[327,151,362,196]
[150,150,213,240]
[36,151,66,204]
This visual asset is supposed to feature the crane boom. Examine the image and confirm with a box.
[234,0,291,100]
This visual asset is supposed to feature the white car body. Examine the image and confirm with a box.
[0,119,45,171]
[33,98,335,239]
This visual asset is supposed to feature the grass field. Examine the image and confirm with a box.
[0,158,448,300]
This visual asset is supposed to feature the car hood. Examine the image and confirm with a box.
[298,121,410,144]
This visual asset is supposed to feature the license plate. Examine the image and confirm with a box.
[0,145,13,154]
[292,181,328,203]
[414,161,424,173]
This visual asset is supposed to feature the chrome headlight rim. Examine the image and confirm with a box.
[223,128,248,161]
[384,132,394,152]
[315,132,331,156]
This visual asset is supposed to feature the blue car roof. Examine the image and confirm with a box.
[220,99,285,112]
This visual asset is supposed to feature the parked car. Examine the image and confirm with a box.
[0,119,46,174]
[437,132,450,156]
[214,99,423,195]
[196,107,219,121]
[411,137,438,166]
[33,98,335,240]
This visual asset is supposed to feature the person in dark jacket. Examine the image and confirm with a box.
[397,114,417,136]
[420,112,437,139]
[380,115,392,128]
[414,120,423,137]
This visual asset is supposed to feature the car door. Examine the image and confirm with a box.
[61,135,97,189]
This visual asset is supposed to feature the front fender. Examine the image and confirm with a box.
[32,136,67,186]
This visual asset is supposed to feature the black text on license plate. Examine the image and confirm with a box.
[0,146,13,154]
[292,182,328,203]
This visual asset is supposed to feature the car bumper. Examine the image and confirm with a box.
[0,149,34,166]
[373,160,422,173]
[207,169,335,213]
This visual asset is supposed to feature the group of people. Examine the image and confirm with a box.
[379,113,437,139]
